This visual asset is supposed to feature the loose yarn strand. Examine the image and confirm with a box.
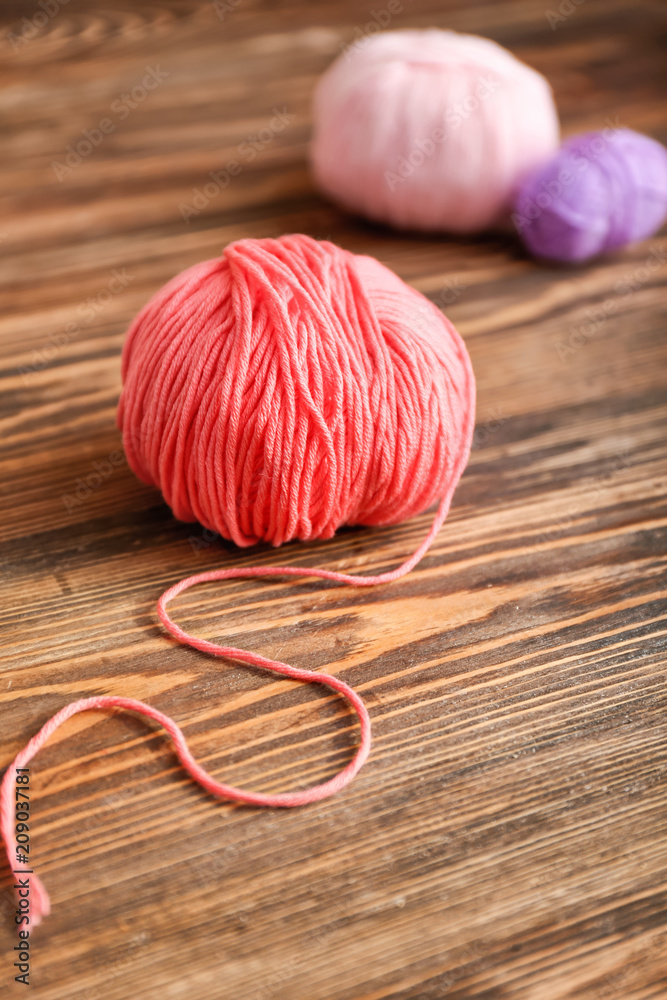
[0,489,456,928]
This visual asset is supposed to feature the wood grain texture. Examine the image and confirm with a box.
[1,1,666,997]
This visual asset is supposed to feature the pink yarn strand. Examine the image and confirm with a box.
[0,490,458,929]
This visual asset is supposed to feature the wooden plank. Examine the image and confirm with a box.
[0,1,666,997]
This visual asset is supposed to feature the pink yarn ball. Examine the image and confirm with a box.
[118,235,475,549]
[311,29,560,233]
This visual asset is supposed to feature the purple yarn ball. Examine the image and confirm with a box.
[513,128,667,262]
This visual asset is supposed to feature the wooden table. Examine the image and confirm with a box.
[1,1,666,997]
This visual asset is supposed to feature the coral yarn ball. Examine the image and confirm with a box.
[513,129,667,262]
[310,29,559,233]
[117,235,475,549]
